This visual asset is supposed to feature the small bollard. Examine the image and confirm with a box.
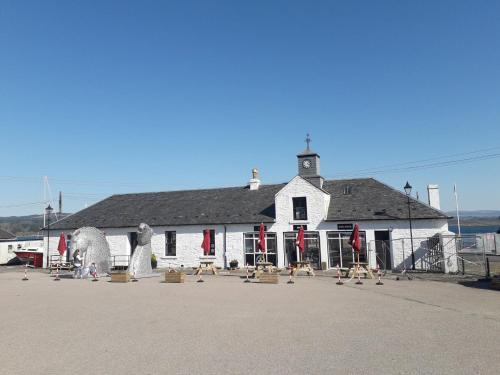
[244,263,251,283]
[22,263,29,281]
[287,263,295,284]
[54,265,60,281]
[197,269,204,283]
[336,263,343,285]
[131,269,139,282]
[376,263,383,285]
[355,264,363,285]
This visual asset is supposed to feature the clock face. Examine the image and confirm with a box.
[302,159,312,169]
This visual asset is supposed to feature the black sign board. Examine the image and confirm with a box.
[337,223,353,230]
[253,225,267,232]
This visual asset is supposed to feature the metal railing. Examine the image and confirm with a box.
[451,234,499,277]
[109,255,130,271]
[369,233,499,277]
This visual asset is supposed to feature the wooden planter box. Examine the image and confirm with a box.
[165,271,186,283]
[110,272,130,283]
[259,273,279,284]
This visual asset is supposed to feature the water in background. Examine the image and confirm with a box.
[449,225,500,234]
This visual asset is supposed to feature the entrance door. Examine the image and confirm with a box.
[374,231,391,270]
[284,232,321,269]
[284,234,298,265]
[128,232,138,256]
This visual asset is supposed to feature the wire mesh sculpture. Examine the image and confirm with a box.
[72,227,111,276]
[127,223,154,278]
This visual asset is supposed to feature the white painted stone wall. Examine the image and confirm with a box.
[388,219,449,271]
[272,176,330,268]
[0,241,17,264]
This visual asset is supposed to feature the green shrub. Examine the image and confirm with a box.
[151,253,157,269]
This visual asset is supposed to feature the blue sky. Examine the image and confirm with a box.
[1,0,499,216]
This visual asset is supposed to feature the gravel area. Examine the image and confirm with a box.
[1,268,499,375]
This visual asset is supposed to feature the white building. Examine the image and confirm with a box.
[0,229,44,265]
[45,144,456,273]
[0,229,17,264]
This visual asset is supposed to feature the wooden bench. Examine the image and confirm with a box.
[292,261,315,276]
[195,261,218,275]
[49,261,72,274]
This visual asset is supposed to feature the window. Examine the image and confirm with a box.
[66,234,72,262]
[244,232,277,266]
[7,245,13,253]
[165,231,176,256]
[128,232,138,255]
[292,197,307,220]
[204,229,216,256]
[327,231,367,268]
[343,186,352,195]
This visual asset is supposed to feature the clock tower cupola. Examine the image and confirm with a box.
[297,134,324,188]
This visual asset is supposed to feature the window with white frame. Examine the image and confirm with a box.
[327,231,367,268]
[292,197,307,220]
[243,232,277,266]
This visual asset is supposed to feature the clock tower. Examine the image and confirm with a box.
[297,134,324,188]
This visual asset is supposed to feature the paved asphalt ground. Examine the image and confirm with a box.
[1,268,499,375]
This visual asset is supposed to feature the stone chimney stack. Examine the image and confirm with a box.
[249,168,260,190]
[427,184,441,209]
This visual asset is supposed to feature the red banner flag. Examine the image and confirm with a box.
[57,232,67,256]
[201,229,211,255]
[348,224,361,253]
[258,223,266,253]
[296,226,305,253]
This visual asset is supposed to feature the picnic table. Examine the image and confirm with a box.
[49,255,72,274]
[253,261,275,278]
[195,261,218,275]
[346,262,374,279]
[292,261,315,276]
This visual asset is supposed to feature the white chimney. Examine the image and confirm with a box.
[427,184,440,209]
[249,168,260,190]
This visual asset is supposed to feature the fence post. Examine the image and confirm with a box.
[482,237,487,278]
[486,258,491,279]
[461,257,465,276]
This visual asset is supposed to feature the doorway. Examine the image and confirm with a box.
[128,232,138,256]
[374,231,391,270]
[283,232,321,269]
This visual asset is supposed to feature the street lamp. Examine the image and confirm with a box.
[404,182,415,270]
[45,204,53,269]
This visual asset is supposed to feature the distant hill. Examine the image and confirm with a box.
[446,210,500,218]
[0,213,71,236]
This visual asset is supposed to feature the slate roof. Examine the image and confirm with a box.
[0,228,16,240]
[323,178,449,221]
[48,178,448,230]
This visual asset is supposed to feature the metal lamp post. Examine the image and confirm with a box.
[404,182,415,270]
[45,204,53,269]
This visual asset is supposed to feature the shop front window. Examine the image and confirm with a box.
[243,232,277,266]
[327,231,367,268]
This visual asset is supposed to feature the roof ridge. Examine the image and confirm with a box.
[110,182,288,197]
